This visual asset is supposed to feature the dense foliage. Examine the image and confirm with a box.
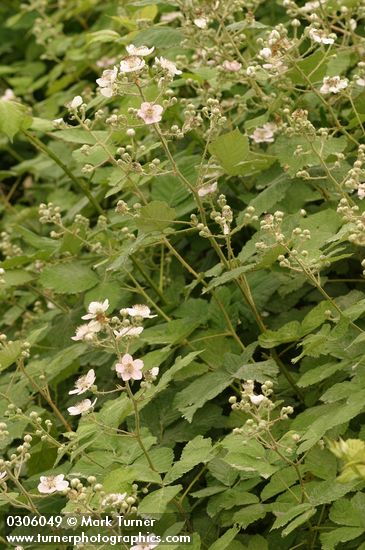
[1,0,365,548]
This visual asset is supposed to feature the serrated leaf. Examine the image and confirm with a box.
[39,262,98,294]
[136,200,176,233]
[0,99,32,141]
[138,485,182,515]
[164,436,214,483]
[209,129,249,175]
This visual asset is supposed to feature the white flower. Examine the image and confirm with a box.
[155,57,182,76]
[356,78,365,87]
[222,60,242,72]
[161,11,182,23]
[113,326,144,338]
[358,183,365,200]
[194,17,208,29]
[38,474,69,494]
[249,394,266,405]
[250,123,277,143]
[96,66,118,98]
[101,492,127,506]
[69,369,96,395]
[71,322,100,342]
[137,102,163,125]
[300,0,322,12]
[82,299,109,321]
[126,44,154,57]
[115,354,144,381]
[259,47,272,59]
[0,471,7,482]
[0,268,5,275]
[119,56,145,73]
[198,182,218,197]
[53,117,64,127]
[1,88,15,101]
[308,28,335,45]
[130,538,159,550]
[67,398,97,416]
[69,95,83,109]
[122,304,157,318]
[150,367,159,378]
[320,75,348,94]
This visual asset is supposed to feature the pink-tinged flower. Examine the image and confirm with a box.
[67,398,97,416]
[122,304,157,318]
[194,17,208,29]
[155,57,182,76]
[198,182,218,197]
[119,56,145,73]
[126,44,154,57]
[101,492,127,506]
[38,474,69,494]
[137,102,163,125]
[69,369,96,395]
[0,471,7,482]
[356,78,365,87]
[96,56,117,68]
[130,537,159,550]
[71,322,100,342]
[250,123,277,144]
[69,95,83,109]
[222,60,242,72]
[82,299,109,321]
[1,88,15,101]
[115,354,144,381]
[358,183,365,200]
[259,47,272,59]
[113,326,144,338]
[320,76,348,94]
[96,66,118,98]
[249,394,266,406]
[308,28,335,45]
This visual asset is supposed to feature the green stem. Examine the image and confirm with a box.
[22,130,104,214]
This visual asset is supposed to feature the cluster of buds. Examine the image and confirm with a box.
[0,432,33,478]
[39,203,62,224]
[230,379,295,438]
[337,198,365,246]
[0,231,22,258]
[260,210,285,244]
[211,194,234,236]
[201,98,227,127]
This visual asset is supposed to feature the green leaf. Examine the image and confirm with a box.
[39,262,99,294]
[164,436,214,483]
[288,50,329,85]
[232,504,267,528]
[209,129,249,175]
[202,264,256,293]
[136,200,176,233]
[132,27,183,48]
[208,526,240,550]
[320,527,365,550]
[0,340,22,372]
[138,485,182,516]
[0,99,32,141]
[282,508,317,537]
[258,321,301,348]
